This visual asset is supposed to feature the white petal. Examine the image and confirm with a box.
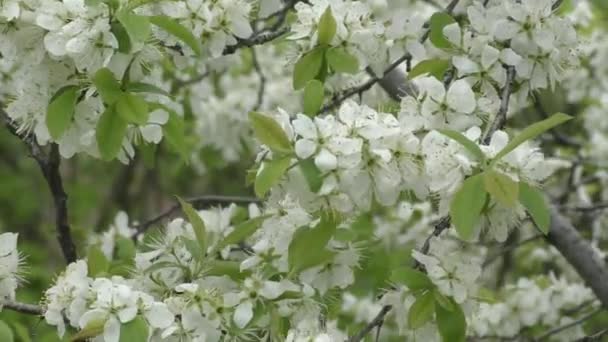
[104,316,121,342]
[418,77,445,102]
[442,23,461,46]
[292,114,317,139]
[145,303,174,329]
[452,56,479,75]
[140,125,163,144]
[481,45,499,70]
[533,28,554,52]
[295,139,317,159]
[233,301,253,329]
[117,306,138,323]
[493,20,520,41]
[230,18,253,39]
[259,281,285,299]
[446,80,476,114]
[314,149,337,172]
[500,48,522,66]
[44,33,67,56]
[0,233,18,256]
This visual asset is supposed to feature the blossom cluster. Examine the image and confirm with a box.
[0,233,24,308]
[471,275,596,340]
[259,99,563,242]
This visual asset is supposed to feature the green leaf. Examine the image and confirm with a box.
[429,12,456,49]
[177,196,207,256]
[326,47,359,74]
[408,58,451,80]
[492,113,573,163]
[71,317,106,341]
[303,80,324,116]
[435,298,466,342]
[438,129,485,161]
[92,68,123,105]
[0,321,14,342]
[96,105,128,160]
[116,93,149,125]
[119,316,148,342]
[519,182,551,234]
[116,11,150,44]
[110,20,132,53]
[115,237,136,262]
[126,82,171,97]
[248,111,293,154]
[483,170,519,207]
[288,212,339,273]
[87,245,110,277]
[390,267,434,290]
[408,291,435,329]
[46,85,79,140]
[299,158,323,193]
[216,215,270,251]
[433,290,454,312]
[10,322,30,342]
[293,47,325,90]
[206,260,250,280]
[254,156,292,198]
[317,6,337,45]
[450,174,487,240]
[149,15,202,55]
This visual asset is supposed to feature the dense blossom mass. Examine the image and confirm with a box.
[1,0,607,341]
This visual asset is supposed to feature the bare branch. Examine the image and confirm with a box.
[535,307,603,341]
[132,195,261,238]
[347,305,392,342]
[222,27,290,56]
[319,0,461,113]
[1,300,43,316]
[251,48,266,111]
[547,207,608,308]
[483,234,543,268]
[575,328,608,342]
[483,66,516,144]
[1,108,77,263]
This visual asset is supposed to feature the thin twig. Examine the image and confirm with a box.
[1,300,44,316]
[560,203,608,213]
[575,328,608,341]
[251,48,266,111]
[319,0,461,113]
[413,216,451,270]
[483,235,543,268]
[256,0,301,33]
[132,195,261,238]
[172,71,211,92]
[347,305,392,342]
[483,66,516,144]
[1,108,77,263]
[222,27,290,56]
[535,308,603,341]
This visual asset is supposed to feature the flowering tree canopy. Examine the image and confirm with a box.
[2,0,608,340]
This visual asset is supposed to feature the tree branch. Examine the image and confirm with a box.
[347,305,392,342]
[222,27,290,56]
[132,195,261,238]
[535,307,603,341]
[546,208,608,309]
[320,0,461,113]
[1,108,77,263]
[483,66,516,144]
[1,300,43,316]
